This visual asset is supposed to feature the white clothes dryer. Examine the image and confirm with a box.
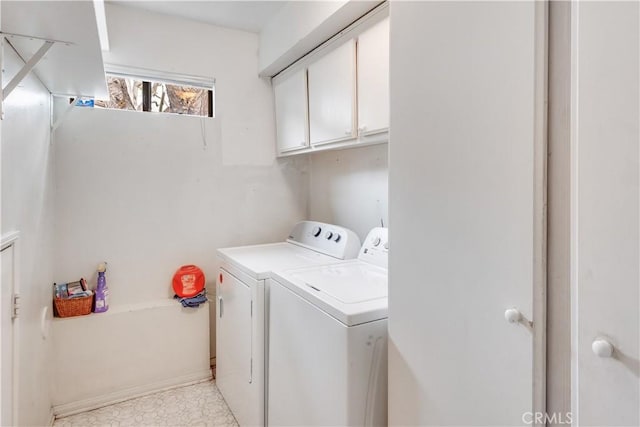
[216,221,360,426]
[267,227,389,427]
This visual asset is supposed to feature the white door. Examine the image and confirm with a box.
[1,243,15,427]
[215,269,252,426]
[357,17,389,137]
[388,2,546,425]
[573,2,640,425]
[273,68,309,154]
[308,39,356,145]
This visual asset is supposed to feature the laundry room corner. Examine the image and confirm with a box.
[2,0,637,425]
[48,3,309,412]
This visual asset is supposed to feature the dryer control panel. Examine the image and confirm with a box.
[358,227,389,269]
[287,221,361,260]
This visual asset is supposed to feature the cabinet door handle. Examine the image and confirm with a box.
[218,297,224,318]
[504,308,522,323]
[504,307,533,329]
[358,126,367,134]
[345,130,353,136]
[592,338,614,358]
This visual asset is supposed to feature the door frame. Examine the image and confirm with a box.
[533,0,550,423]
[545,0,573,421]
[1,231,20,427]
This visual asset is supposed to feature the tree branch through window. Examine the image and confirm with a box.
[95,74,214,118]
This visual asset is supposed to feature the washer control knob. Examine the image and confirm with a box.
[325,231,333,240]
[384,242,389,250]
[592,338,614,358]
[372,237,382,247]
[333,233,341,243]
[312,226,321,237]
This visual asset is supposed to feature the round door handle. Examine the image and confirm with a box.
[504,308,522,324]
[592,338,614,358]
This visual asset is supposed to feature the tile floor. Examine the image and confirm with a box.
[53,381,238,427]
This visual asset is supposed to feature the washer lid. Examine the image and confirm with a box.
[271,260,388,326]
[294,263,387,303]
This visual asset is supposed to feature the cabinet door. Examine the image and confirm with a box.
[216,269,253,426]
[274,69,309,153]
[574,2,640,425]
[1,245,14,427]
[357,17,389,136]
[308,40,356,145]
[389,2,545,425]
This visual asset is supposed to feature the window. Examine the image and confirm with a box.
[149,81,210,116]
[94,68,215,118]
[95,76,143,111]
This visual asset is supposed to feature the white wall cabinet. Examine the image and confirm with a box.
[274,69,309,153]
[357,17,390,136]
[272,8,389,157]
[308,40,357,145]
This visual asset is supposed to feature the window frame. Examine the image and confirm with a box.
[99,65,215,118]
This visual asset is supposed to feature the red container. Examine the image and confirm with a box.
[172,265,205,298]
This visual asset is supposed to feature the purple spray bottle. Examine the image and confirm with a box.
[93,262,109,313]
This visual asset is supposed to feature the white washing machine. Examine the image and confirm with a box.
[267,227,389,427]
[216,221,361,426]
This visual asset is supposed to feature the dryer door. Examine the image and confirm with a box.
[216,268,252,425]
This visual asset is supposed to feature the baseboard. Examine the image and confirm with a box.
[48,407,55,426]
[210,356,217,379]
[53,369,212,419]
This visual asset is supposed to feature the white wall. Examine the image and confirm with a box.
[54,109,307,305]
[258,0,379,76]
[572,2,639,425]
[53,3,308,373]
[308,144,388,241]
[103,3,277,168]
[51,302,210,416]
[1,47,55,426]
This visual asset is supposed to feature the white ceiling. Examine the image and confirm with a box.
[111,1,287,33]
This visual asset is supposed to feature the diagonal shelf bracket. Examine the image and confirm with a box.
[2,38,55,99]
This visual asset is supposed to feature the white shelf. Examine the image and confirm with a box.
[2,1,107,99]
[277,130,388,157]
[52,298,208,321]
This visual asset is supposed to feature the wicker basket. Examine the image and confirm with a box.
[54,294,94,318]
